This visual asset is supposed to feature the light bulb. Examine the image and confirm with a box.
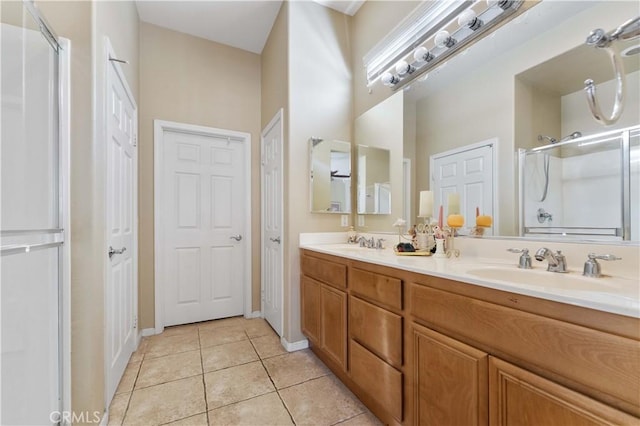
[413,46,434,64]
[435,30,456,48]
[458,9,482,30]
[381,72,399,86]
[395,60,415,77]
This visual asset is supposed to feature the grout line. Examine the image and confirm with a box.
[197,327,211,426]
[157,410,208,426]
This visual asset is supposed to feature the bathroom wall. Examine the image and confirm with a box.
[285,0,353,342]
[36,0,139,421]
[138,23,262,329]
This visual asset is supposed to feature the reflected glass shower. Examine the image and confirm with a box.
[519,125,640,241]
[1,1,64,424]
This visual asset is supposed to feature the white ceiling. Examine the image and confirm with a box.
[135,0,365,54]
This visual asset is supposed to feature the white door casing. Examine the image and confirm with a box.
[154,121,252,332]
[430,139,497,234]
[261,109,284,337]
[105,39,138,403]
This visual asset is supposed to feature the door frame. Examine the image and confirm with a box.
[103,37,139,407]
[260,109,284,335]
[154,119,252,334]
[429,138,499,228]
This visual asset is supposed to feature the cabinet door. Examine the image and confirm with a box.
[321,284,347,370]
[489,357,638,426]
[413,323,488,426]
[301,276,321,344]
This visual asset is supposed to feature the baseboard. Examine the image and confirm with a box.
[281,336,309,352]
[141,328,156,337]
[245,310,262,319]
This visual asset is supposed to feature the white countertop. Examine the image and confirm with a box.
[300,242,640,319]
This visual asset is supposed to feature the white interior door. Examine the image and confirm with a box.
[106,46,138,402]
[261,110,283,336]
[431,141,495,233]
[160,129,245,327]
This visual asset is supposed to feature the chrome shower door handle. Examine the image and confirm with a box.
[108,246,126,259]
[269,237,281,244]
[230,235,242,242]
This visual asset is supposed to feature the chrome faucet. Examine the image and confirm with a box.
[507,248,532,269]
[583,253,621,278]
[534,248,568,273]
[376,238,385,250]
[358,236,375,248]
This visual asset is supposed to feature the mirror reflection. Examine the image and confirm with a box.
[357,145,391,215]
[356,0,638,241]
[309,138,351,213]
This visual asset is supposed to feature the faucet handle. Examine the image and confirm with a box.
[376,238,385,249]
[583,253,621,278]
[507,248,532,269]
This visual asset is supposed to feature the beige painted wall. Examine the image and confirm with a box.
[138,23,262,329]
[412,1,637,236]
[35,0,139,420]
[350,1,419,118]
[261,2,288,131]
[285,1,352,343]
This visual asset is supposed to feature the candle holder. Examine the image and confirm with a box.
[446,214,465,258]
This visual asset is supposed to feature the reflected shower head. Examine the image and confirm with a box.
[537,135,558,144]
[560,131,582,142]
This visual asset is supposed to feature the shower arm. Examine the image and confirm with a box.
[584,17,640,126]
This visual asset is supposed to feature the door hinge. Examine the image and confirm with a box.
[133,316,137,329]
[133,134,137,147]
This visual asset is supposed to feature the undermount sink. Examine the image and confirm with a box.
[465,266,629,293]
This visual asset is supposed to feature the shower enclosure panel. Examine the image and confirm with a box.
[1,3,66,424]
[519,125,639,240]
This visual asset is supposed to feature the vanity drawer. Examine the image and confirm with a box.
[350,267,402,310]
[350,296,403,368]
[301,253,347,289]
[410,283,640,413]
[350,339,403,422]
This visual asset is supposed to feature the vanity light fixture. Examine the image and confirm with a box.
[367,0,530,91]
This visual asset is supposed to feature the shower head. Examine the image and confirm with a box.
[559,131,582,142]
[537,135,558,144]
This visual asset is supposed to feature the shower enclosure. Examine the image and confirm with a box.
[519,125,639,241]
[1,1,69,424]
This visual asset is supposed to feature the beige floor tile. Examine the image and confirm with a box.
[164,413,208,425]
[201,340,258,373]
[160,323,200,338]
[263,349,330,389]
[124,376,206,425]
[116,361,141,394]
[108,392,131,426]
[208,392,293,426]
[135,350,202,389]
[130,339,148,363]
[243,318,276,338]
[145,333,200,359]
[198,316,247,332]
[336,412,383,426]
[204,361,274,409]
[199,326,247,348]
[279,375,365,425]
[251,334,287,359]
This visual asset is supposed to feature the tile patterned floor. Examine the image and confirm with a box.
[109,317,382,426]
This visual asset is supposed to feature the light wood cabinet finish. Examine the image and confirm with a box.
[489,357,638,425]
[350,296,403,368]
[413,323,488,426]
[350,267,402,310]
[410,284,640,413]
[350,339,403,422]
[301,253,347,289]
[321,285,347,370]
[301,276,321,344]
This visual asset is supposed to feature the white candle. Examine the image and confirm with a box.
[419,190,433,217]
[448,193,460,215]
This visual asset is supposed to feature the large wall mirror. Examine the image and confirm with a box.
[309,138,352,213]
[357,145,391,215]
[358,1,639,242]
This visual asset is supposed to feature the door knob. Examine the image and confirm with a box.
[108,246,126,259]
[270,237,281,244]
[230,235,242,241]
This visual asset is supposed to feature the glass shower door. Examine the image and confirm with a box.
[1,2,63,424]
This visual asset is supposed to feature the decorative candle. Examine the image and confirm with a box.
[418,191,433,218]
[476,215,492,227]
[448,193,460,215]
[447,214,464,228]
